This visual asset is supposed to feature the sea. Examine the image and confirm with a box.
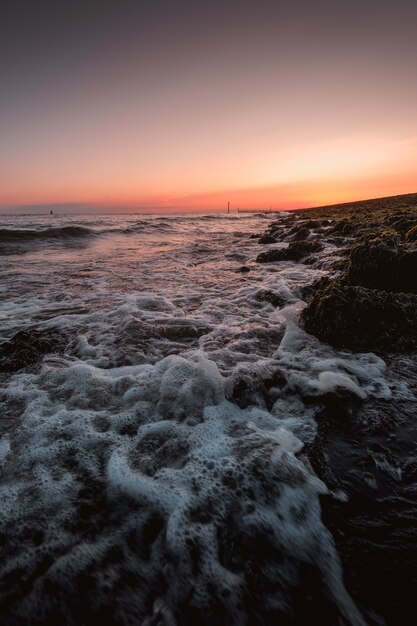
[0,212,415,625]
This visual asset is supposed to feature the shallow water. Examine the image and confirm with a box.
[0,212,414,625]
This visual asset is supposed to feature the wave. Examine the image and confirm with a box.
[122,220,178,234]
[0,225,95,243]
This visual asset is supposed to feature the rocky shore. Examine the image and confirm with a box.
[255,192,417,626]
[256,192,417,352]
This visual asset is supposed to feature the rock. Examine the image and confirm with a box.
[347,234,417,293]
[249,233,261,239]
[256,240,323,263]
[226,368,287,410]
[256,249,286,263]
[328,219,355,236]
[0,329,65,372]
[258,234,277,244]
[385,213,415,236]
[238,266,251,273]
[301,283,417,351]
[255,290,289,308]
[228,376,267,409]
[300,276,332,302]
[269,227,284,239]
[287,225,310,241]
[287,240,324,259]
[405,225,417,242]
[307,219,332,228]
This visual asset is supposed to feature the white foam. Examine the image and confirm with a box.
[0,212,385,624]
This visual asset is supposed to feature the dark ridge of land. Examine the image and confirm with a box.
[295,191,417,218]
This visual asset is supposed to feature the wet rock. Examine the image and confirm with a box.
[238,265,251,273]
[306,384,417,626]
[228,376,267,409]
[256,248,286,263]
[0,329,65,372]
[385,213,415,236]
[249,233,261,239]
[328,219,355,236]
[258,234,277,244]
[347,234,417,293]
[269,226,284,239]
[287,225,310,241]
[301,283,417,351]
[256,240,323,263]
[255,289,289,308]
[405,224,417,242]
[300,276,332,303]
[305,219,332,229]
[226,367,287,410]
[287,240,324,259]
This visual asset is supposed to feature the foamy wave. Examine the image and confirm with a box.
[0,353,365,625]
[0,225,95,242]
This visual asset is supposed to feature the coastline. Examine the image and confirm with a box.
[254,192,417,625]
[0,196,415,625]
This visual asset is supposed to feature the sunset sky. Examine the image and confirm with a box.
[1,0,416,212]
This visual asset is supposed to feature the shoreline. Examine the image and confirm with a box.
[254,193,417,625]
[0,197,415,625]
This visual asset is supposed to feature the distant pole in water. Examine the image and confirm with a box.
[227,201,230,214]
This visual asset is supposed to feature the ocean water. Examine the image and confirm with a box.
[0,213,413,625]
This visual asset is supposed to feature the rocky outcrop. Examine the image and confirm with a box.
[302,284,417,351]
[347,233,417,293]
[301,276,332,303]
[256,240,323,263]
[255,289,293,308]
[258,234,278,244]
[0,329,65,372]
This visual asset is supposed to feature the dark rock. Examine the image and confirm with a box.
[256,240,323,263]
[288,240,324,259]
[226,368,287,410]
[238,265,251,273]
[269,227,284,239]
[301,283,417,351]
[258,234,277,244]
[405,225,417,242]
[306,388,417,626]
[328,219,355,236]
[256,249,287,263]
[347,234,417,293]
[255,290,289,308]
[287,225,310,241]
[228,376,267,409]
[302,219,332,229]
[0,329,65,372]
[249,233,261,239]
[300,276,332,303]
[385,214,415,236]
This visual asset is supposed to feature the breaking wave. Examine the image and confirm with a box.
[0,225,95,242]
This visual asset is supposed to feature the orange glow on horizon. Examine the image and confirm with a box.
[1,8,416,215]
[1,168,416,213]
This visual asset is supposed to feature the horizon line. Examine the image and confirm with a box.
[1,190,416,215]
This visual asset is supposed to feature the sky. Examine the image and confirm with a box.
[0,0,416,213]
